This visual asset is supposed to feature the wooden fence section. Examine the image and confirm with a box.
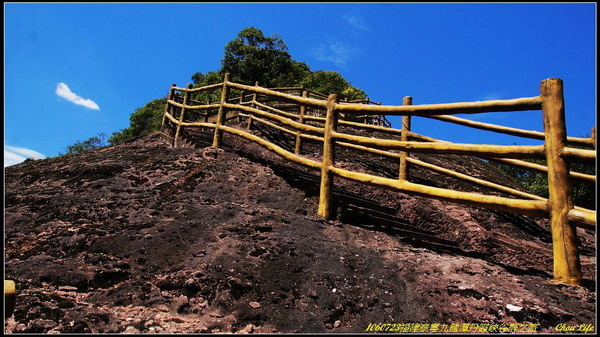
[161,74,596,286]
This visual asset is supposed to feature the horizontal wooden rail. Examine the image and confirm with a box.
[251,102,400,135]
[338,119,401,134]
[305,89,328,98]
[567,208,596,228]
[561,147,596,162]
[409,131,595,183]
[335,96,543,116]
[406,131,440,143]
[329,166,549,217]
[343,99,381,105]
[266,103,299,108]
[426,115,594,147]
[226,96,252,103]
[238,114,546,202]
[239,113,324,142]
[337,140,400,158]
[301,115,326,122]
[323,140,552,202]
[223,103,324,135]
[164,110,182,125]
[164,111,217,128]
[174,82,223,92]
[316,133,595,224]
[336,141,542,199]
[239,113,294,135]
[406,157,547,202]
[178,121,217,128]
[331,163,593,228]
[168,100,221,110]
[219,125,322,169]
[252,100,302,120]
[408,160,593,226]
[490,157,596,183]
[355,114,381,119]
[265,86,303,91]
[332,132,547,159]
[227,82,328,108]
[189,99,217,106]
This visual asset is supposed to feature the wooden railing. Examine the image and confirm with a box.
[161,73,596,286]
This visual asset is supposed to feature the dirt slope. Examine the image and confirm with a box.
[4,127,596,333]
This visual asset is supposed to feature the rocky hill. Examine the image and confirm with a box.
[4,124,596,333]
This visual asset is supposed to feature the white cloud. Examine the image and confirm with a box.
[4,145,46,167]
[313,41,358,68]
[4,151,27,167]
[55,82,100,110]
[342,12,371,32]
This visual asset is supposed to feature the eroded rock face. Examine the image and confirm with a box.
[4,131,596,333]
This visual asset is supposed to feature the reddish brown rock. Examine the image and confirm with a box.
[4,129,595,334]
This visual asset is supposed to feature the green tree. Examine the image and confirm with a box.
[191,71,223,87]
[63,133,107,155]
[494,152,595,210]
[189,71,224,104]
[221,27,310,87]
[570,161,596,210]
[108,98,166,144]
[300,70,366,101]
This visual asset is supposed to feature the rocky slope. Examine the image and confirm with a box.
[4,126,596,333]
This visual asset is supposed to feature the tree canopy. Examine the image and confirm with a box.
[62,133,108,155]
[301,71,366,101]
[108,98,167,145]
[494,145,596,211]
[221,27,310,87]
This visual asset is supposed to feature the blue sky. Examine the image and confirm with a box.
[4,3,596,166]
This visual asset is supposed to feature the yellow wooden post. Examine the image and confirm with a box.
[161,84,176,133]
[247,81,259,130]
[541,78,582,286]
[213,73,231,147]
[204,100,210,123]
[295,86,308,154]
[238,90,245,122]
[202,99,210,126]
[399,96,412,180]
[318,94,339,219]
[174,84,192,148]
[591,126,596,149]
[5,280,16,318]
